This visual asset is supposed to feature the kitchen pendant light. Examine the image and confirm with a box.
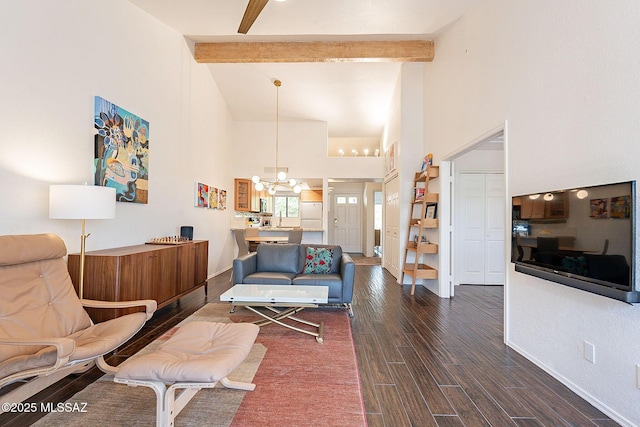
[251,79,301,194]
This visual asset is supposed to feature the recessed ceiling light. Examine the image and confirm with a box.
[577,190,589,199]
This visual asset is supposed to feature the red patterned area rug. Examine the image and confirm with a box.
[231,306,367,427]
[32,303,366,427]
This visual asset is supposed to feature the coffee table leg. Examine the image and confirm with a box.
[316,321,324,344]
[243,305,324,343]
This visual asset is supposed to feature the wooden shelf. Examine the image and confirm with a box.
[403,164,439,295]
[418,219,439,229]
[406,242,438,254]
[412,193,439,204]
[414,165,439,182]
[402,263,438,280]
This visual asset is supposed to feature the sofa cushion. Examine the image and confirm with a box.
[300,244,342,274]
[244,272,296,285]
[303,247,334,274]
[256,244,301,274]
[293,274,344,300]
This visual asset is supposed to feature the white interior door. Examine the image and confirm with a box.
[383,175,400,278]
[333,193,362,252]
[484,174,505,284]
[456,173,504,285]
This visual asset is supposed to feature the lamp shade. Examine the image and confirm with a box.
[49,185,116,219]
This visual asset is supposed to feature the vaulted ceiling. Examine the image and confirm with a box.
[129,0,479,138]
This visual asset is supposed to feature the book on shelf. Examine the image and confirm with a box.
[425,203,438,219]
[414,188,425,202]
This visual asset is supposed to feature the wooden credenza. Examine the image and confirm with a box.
[68,240,208,322]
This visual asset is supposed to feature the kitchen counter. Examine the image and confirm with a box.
[230,227,325,244]
[230,227,324,232]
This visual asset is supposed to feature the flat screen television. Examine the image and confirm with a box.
[511,180,638,303]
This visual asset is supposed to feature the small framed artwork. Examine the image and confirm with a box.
[590,198,609,219]
[610,195,631,219]
[425,204,437,219]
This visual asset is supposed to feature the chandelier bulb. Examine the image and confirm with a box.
[277,171,287,181]
[293,185,302,194]
[255,182,264,192]
[268,186,276,195]
[289,178,296,186]
[251,175,260,184]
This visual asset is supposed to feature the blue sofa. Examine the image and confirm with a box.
[232,243,355,316]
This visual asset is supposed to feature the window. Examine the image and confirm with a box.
[336,196,358,205]
[274,195,299,217]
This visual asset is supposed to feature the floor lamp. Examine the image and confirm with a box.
[49,184,116,299]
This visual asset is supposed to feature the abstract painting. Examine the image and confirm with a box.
[94,96,149,203]
[219,189,227,210]
[195,182,226,210]
[209,187,219,209]
[195,182,209,208]
[610,195,631,219]
[589,198,609,219]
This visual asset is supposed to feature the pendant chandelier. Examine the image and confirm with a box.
[251,79,301,195]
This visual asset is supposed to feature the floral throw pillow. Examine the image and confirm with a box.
[304,247,334,274]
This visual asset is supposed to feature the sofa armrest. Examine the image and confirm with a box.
[233,252,258,284]
[81,299,158,321]
[340,253,355,304]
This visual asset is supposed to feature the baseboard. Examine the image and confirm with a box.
[506,341,635,427]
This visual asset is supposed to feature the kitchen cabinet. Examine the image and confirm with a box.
[520,197,545,219]
[300,189,323,202]
[544,192,569,219]
[67,241,209,322]
[518,193,568,220]
[235,178,260,212]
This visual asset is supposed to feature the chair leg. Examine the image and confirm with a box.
[220,376,256,391]
[344,303,354,318]
[96,355,118,375]
[114,377,255,426]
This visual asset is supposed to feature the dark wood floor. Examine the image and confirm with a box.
[1,262,617,426]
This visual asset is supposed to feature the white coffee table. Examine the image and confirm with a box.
[220,284,329,343]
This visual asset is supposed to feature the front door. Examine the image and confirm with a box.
[333,193,362,253]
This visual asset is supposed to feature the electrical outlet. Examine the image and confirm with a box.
[583,341,596,364]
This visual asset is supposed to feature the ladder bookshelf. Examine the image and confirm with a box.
[402,165,439,295]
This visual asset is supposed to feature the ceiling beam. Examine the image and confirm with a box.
[194,40,434,63]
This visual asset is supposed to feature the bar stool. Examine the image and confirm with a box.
[288,228,303,244]
[245,227,259,252]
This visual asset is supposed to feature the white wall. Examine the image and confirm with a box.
[424,0,640,424]
[381,64,428,284]
[233,121,384,180]
[0,0,236,276]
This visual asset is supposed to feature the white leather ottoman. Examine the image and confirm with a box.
[114,321,259,427]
